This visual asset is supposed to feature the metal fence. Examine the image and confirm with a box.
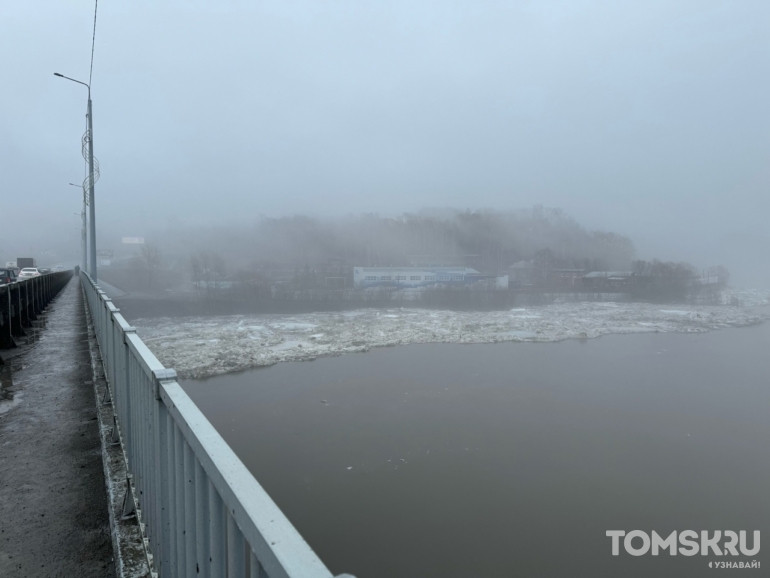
[1,271,73,349]
[81,272,347,578]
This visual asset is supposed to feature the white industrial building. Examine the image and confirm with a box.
[353,266,508,290]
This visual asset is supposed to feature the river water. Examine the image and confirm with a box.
[181,322,769,577]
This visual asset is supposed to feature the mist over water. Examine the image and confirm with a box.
[182,323,770,577]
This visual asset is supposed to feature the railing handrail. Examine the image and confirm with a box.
[80,271,341,578]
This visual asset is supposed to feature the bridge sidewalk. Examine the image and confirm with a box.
[0,277,115,577]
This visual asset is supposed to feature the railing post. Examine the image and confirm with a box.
[152,367,177,576]
[195,462,210,578]
[161,411,176,576]
[121,328,136,457]
[175,427,186,577]
[184,442,196,575]
[209,483,227,576]
[228,515,247,576]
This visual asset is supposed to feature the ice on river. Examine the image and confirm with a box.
[132,290,770,379]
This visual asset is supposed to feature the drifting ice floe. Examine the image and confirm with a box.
[132,290,770,379]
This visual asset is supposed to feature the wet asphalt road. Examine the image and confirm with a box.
[0,278,114,577]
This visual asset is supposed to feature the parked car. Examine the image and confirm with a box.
[17,267,41,279]
[0,267,18,284]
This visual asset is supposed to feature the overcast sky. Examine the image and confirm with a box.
[2,0,768,285]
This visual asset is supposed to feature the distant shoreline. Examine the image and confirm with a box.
[112,289,726,321]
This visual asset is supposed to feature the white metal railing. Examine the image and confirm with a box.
[81,272,347,578]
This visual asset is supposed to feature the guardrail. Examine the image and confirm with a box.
[80,272,348,578]
[0,271,74,349]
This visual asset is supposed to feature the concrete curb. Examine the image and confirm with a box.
[83,285,153,578]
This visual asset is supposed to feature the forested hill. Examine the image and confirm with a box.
[159,206,637,275]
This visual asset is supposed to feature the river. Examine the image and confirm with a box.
[181,322,769,577]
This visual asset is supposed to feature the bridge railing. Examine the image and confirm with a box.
[81,272,346,578]
[0,271,73,349]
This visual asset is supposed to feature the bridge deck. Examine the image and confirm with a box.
[0,277,114,576]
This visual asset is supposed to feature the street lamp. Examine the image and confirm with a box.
[68,182,87,271]
[55,72,97,281]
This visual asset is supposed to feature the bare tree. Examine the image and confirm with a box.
[190,251,226,295]
[140,243,161,289]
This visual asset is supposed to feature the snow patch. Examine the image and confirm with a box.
[0,394,22,416]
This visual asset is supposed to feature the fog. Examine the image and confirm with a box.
[2,1,769,286]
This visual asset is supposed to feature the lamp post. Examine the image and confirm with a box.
[68,183,87,271]
[55,72,97,281]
